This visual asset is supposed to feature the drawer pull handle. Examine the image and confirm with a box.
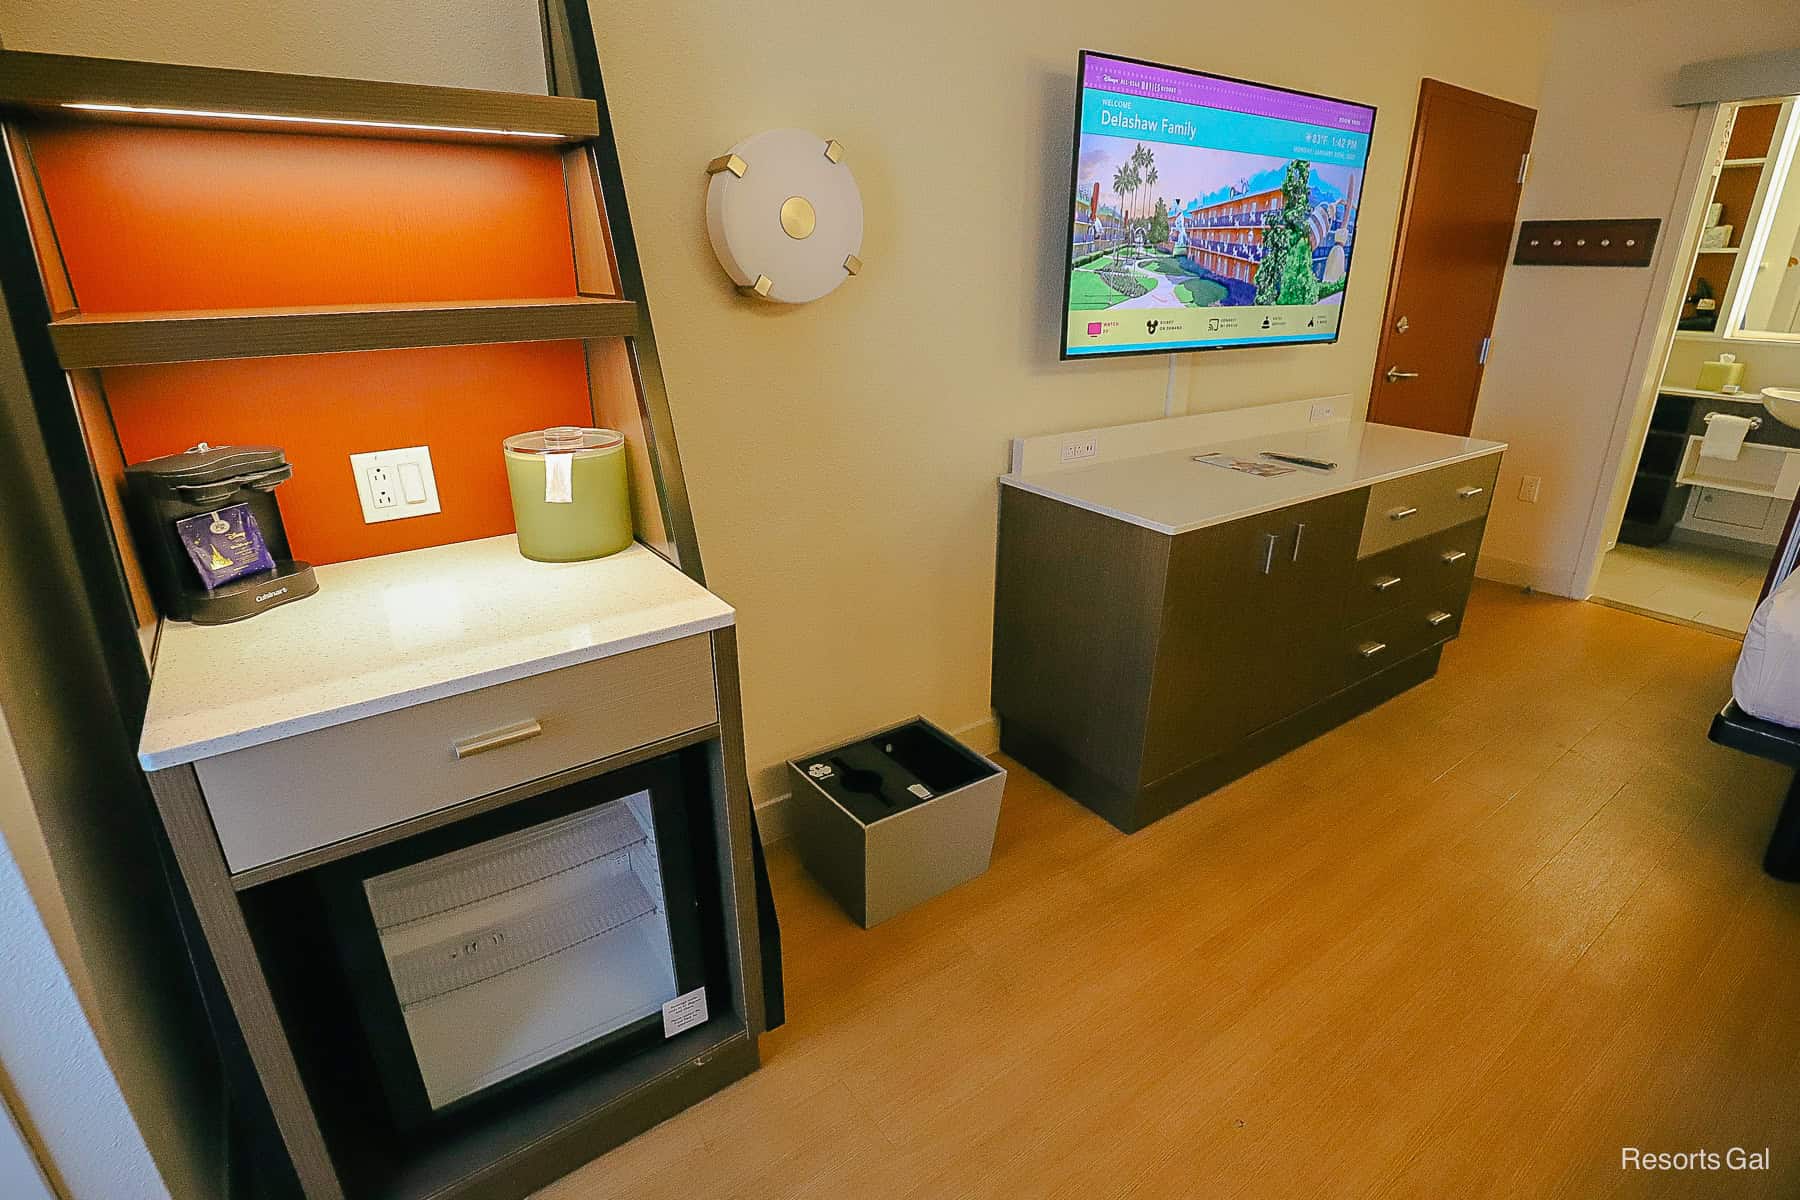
[1358,641,1388,659]
[453,719,543,759]
[1293,522,1306,564]
[1441,549,1469,564]
[1456,485,1485,499]
[1427,610,1454,627]
[1374,574,1403,592]
[1389,506,1419,521]
[1260,531,1278,575]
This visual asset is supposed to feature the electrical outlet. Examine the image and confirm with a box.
[1309,400,1339,423]
[351,447,441,524]
[1060,435,1099,463]
[1518,474,1542,504]
[367,465,398,509]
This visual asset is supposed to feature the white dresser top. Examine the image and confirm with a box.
[1003,417,1505,536]
[139,537,733,770]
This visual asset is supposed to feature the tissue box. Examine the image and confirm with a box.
[1698,356,1746,392]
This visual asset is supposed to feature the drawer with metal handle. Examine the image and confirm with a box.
[1346,592,1470,683]
[193,634,720,873]
[1346,538,1420,625]
[1357,452,1502,558]
[1345,520,1481,625]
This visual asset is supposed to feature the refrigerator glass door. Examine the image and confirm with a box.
[361,790,678,1110]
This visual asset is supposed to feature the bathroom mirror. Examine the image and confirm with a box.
[1722,96,1800,338]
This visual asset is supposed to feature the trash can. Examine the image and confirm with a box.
[786,717,1005,928]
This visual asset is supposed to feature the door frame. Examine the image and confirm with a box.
[1568,104,1728,600]
[1367,78,1537,435]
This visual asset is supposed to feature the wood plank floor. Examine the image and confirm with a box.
[539,583,1800,1199]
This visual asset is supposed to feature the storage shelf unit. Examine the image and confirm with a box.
[0,5,769,1199]
[0,49,598,143]
[47,297,639,367]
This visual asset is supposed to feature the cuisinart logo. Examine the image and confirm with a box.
[254,586,289,604]
[1622,1147,1770,1171]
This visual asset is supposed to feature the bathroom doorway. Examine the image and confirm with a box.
[1590,93,1800,637]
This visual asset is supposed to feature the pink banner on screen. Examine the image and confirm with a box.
[1082,54,1374,134]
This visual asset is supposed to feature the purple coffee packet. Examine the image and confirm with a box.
[176,503,276,590]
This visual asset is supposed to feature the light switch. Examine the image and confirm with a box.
[399,462,426,503]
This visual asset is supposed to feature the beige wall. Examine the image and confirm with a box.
[593,0,1551,798]
[1474,0,1800,594]
[2,1,1553,809]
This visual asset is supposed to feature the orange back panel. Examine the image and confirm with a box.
[27,121,578,311]
[103,342,594,565]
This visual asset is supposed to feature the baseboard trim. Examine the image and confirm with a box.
[753,714,1000,845]
[1475,553,1582,598]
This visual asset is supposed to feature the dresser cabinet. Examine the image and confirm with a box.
[994,451,1501,832]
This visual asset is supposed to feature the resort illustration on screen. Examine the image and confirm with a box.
[1063,55,1374,357]
[1071,144,1360,311]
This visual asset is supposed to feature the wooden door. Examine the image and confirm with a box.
[1368,80,1537,436]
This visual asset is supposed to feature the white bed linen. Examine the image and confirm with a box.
[1734,568,1800,728]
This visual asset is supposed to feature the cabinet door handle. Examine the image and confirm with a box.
[1358,641,1389,659]
[1427,610,1454,627]
[1260,532,1278,575]
[1374,574,1403,592]
[1388,506,1419,521]
[1456,485,1485,500]
[1440,549,1468,564]
[453,719,543,759]
[1292,522,1306,563]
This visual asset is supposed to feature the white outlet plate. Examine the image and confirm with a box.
[1060,436,1099,463]
[1309,400,1338,423]
[351,446,441,524]
[1518,474,1542,504]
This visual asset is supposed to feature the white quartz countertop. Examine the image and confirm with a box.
[139,537,733,770]
[1002,420,1506,535]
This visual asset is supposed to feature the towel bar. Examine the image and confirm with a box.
[1703,411,1762,429]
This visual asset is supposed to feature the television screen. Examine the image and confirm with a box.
[1061,51,1376,359]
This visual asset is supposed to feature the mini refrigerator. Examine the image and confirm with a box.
[323,754,710,1129]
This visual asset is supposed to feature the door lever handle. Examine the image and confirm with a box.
[1385,367,1421,383]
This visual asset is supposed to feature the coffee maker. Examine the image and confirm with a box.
[125,443,318,624]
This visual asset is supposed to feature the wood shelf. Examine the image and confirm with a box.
[0,49,598,144]
[48,297,638,368]
[1723,157,1769,168]
[1698,246,1742,254]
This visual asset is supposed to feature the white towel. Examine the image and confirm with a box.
[1700,413,1754,461]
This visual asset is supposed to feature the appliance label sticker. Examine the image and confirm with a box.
[544,452,574,503]
[662,988,708,1038]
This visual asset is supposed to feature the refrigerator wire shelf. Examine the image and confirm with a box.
[386,866,661,1009]
[366,797,651,931]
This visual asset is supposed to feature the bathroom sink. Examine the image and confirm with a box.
[1763,387,1800,429]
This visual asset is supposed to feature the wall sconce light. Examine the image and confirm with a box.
[705,128,864,304]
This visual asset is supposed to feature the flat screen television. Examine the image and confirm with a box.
[1061,51,1377,359]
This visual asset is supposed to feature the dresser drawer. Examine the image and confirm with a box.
[1358,454,1501,558]
[1345,519,1483,625]
[1345,592,1468,683]
[195,634,719,872]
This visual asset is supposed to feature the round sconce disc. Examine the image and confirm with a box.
[706,128,864,304]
